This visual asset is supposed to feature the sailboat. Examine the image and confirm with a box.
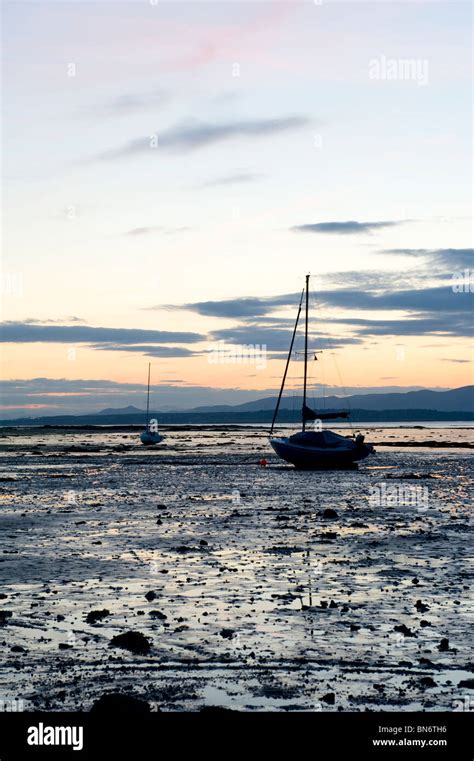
[269,274,374,469]
[140,363,164,446]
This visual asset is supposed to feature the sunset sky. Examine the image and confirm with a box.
[1,1,472,417]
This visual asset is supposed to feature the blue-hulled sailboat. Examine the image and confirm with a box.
[140,363,164,446]
[269,275,374,469]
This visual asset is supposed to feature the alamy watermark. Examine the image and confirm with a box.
[451,269,473,293]
[453,696,474,712]
[207,341,267,370]
[1,272,23,297]
[0,697,24,712]
[369,482,429,511]
[369,55,429,86]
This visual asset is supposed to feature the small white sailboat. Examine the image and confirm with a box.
[269,274,374,469]
[140,363,164,446]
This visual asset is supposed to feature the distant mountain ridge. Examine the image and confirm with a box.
[1,386,472,426]
[98,405,143,415]
[98,386,473,416]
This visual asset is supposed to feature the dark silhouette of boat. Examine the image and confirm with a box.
[140,363,164,446]
[269,275,374,469]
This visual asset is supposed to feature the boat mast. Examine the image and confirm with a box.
[270,287,305,435]
[145,362,151,430]
[302,273,310,432]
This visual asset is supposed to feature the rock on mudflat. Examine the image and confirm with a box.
[322,509,338,519]
[149,610,167,620]
[86,609,110,625]
[394,624,417,638]
[322,693,335,705]
[415,600,429,613]
[419,676,437,689]
[90,693,151,713]
[145,591,157,602]
[109,631,151,655]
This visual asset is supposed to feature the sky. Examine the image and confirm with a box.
[1,0,473,417]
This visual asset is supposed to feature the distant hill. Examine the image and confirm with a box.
[190,386,474,414]
[0,386,472,426]
[91,386,474,417]
[98,405,143,415]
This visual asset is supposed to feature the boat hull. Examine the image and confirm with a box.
[140,431,164,446]
[270,436,372,470]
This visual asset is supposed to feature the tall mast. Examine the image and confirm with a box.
[145,362,151,429]
[302,273,310,432]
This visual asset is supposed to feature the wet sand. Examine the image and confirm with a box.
[0,426,472,712]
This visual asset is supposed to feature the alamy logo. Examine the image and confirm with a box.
[451,269,473,293]
[207,341,267,370]
[369,55,429,86]
[369,481,429,510]
[27,723,83,751]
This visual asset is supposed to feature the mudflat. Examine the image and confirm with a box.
[0,426,472,711]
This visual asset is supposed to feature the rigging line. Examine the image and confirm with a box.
[145,362,151,429]
[310,289,354,432]
[270,287,305,435]
[302,274,310,432]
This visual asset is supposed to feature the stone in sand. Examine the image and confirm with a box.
[419,676,437,689]
[86,609,110,625]
[145,591,157,602]
[149,610,167,620]
[394,624,417,638]
[322,509,338,519]
[415,600,429,613]
[438,638,450,652]
[220,629,235,639]
[110,631,151,655]
[322,692,335,705]
[458,679,474,689]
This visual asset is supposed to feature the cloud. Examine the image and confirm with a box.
[123,226,192,236]
[330,315,473,338]
[196,172,264,188]
[0,323,204,344]
[90,344,199,358]
[103,89,170,116]
[292,220,404,235]
[162,281,473,340]
[381,248,473,269]
[210,325,362,351]
[167,285,473,320]
[163,293,300,319]
[440,358,470,363]
[316,286,474,314]
[22,316,86,324]
[95,115,310,160]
